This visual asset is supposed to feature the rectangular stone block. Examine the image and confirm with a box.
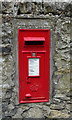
[0,14,2,23]
[31,0,42,2]
[43,0,70,2]
[15,0,42,2]
[0,0,12,1]
[0,30,2,38]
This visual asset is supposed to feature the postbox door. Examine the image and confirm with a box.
[19,51,49,103]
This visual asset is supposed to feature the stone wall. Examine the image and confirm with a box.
[1,1,72,119]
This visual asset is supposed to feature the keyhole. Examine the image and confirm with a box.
[32,52,36,56]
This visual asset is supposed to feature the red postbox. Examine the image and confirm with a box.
[18,29,50,103]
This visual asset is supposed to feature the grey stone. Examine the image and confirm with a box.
[2,102,8,112]
[8,103,15,110]
[52,98,61,103]
[12,108,23,118]
[22,107,44,118]
[42,105,51,117]
[5,90,12,99]
[61,97,70,101]
[2,2,13,14]
[54,94,66,99]
[66,91,72,97]
[9,107,17,116]
[2,83,10,89]
[2,46,11,55]
[48,110,70,118]
[11,96,19,106]
[4,111,11,117]
[55,73,70,92]
[50,103,65,110]
[66,104,70,111]
[67,101,72,104]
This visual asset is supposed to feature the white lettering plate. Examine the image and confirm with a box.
[28,58,39,76]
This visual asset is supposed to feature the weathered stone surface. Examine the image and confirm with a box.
[2,102,8,112]
[18,2,33,14]
[48,110,70,118]
[42,105,51,117]
[1,1,71,119]
[52,98,61,103]
[66,104,70,111]
[50,103,65,110]
[56,73,70,93]
[12,108,23,118]
[66,91,72,97]
[22,107,44,118]
[5,89,12,99]
[9,107,17,116]
[2,2,13,14]
[54,94,66,98]
[8,103,15,110]
[16,2,72,17]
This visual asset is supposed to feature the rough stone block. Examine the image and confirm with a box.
[48,110,70,118]
[22,107,44,118]
[50,103,65,110]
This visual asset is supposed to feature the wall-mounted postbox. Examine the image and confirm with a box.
[18,29,50,103]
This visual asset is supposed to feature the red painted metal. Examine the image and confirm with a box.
[18,29,50,103]
[24,37,45,41]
